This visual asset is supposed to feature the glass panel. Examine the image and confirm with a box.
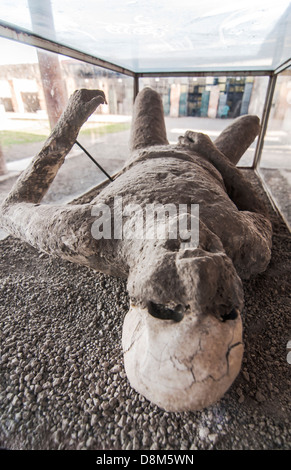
[0,0,290,72]
[140,75,269,166]
[259,67,291,229]
[0,37,133,217]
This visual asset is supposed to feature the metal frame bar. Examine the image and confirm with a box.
[138,70,272,77]
[274,58,291,75]
[134,74,140,101]
[254,63,290,231]
[253,74,277,170]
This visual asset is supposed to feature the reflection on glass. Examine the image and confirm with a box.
[259,67,291,228]
[1,0,290,72]
[0,38,133,205]
[140,75,269,166]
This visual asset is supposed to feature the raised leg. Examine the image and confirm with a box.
[214,114,260,166]
[129,87,169,152]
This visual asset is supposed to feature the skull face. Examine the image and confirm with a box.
[122,303,243,412]
[123,224,244,411]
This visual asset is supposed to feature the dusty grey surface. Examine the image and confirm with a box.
[0,170,290,450]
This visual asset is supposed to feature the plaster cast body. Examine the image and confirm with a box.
[0,88,272,411]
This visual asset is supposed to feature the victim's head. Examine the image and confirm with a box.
[123,221,244,411]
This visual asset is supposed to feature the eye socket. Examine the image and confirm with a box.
[148,302,184,322]
[221,308,239,322]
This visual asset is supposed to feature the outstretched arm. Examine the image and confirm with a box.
[3,89,106,206]
[0,89,110,270]
[214,115,260,166]
[178,125,268,217]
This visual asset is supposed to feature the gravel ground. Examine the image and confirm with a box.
[0,170,290,450]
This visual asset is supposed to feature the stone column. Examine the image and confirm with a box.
[28,0,68,129]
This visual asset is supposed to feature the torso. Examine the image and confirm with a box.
[92,146,272,279]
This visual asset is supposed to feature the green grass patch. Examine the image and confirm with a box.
[0,122,131,147]
[0,130,48,147]
[80,121,131,136]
